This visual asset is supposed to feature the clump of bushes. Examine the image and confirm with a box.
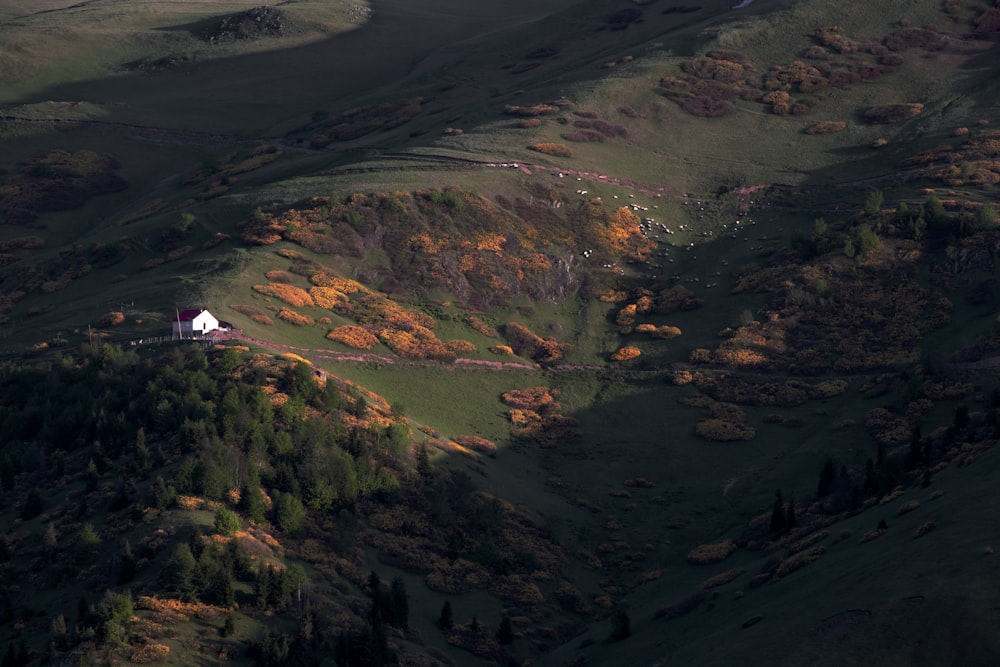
[687,539,736,565]
[695,418,755,441]
[451,435,497,456]
[326,324,378,350]
[504,104,560,117]
[701,567,744,590]
[775,546,826,577]
[804,120,847,134]
[96,311,126,327]
[230,304,274,325]
[502,322,570,363]
[252,283,314,307]
[863,103,924,124]
[611,346,642,362]
[527,143,573,158]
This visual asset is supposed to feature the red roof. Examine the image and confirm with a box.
[174,309,205,322]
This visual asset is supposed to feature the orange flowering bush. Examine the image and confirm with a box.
[309,286,349,309]
[611,346,641,362]
[326,325,378,349]
[445,339,476,354]
[308,273,368,294]
[501,387,559,411]
[277,309,314,326]
[229,304,273,324]
[252,283,314,307]
[96,311,125,327]
[130,643,171,663]
[503,322,570,363]
[489,345,514,355]
[452,435,497,456]
[616,304,638,331]
[466,315,498,337]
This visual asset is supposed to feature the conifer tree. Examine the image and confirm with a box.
[389,576,409,628]
[609,609,631,642]
[498,615,513,645]
[817,457,835,497]
[416,442,431,482]
[769,490,786,536]
[437,600,453,631]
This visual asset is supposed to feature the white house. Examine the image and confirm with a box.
[172,309,220,338]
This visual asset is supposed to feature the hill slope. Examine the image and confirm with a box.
[2,0,1000,664]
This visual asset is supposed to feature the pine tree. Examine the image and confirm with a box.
[769,490,786,536]
[437,600,453,631]
[161,543,197,602]
[955,405,970,431]
[118,539,136,585]
[862,458,876,496]
[498,615,513,645]
[609,609,631,642]
[817,457,835,497]
[255,566,273,611]
[240,467,266,523]
[389,576,409,628]
[219,613,236,638]
[415,442,431,482]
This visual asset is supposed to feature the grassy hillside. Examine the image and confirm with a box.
[2,0,1000,664]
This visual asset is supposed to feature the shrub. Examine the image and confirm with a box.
[326,325,378,349]
[445,339,476,354]
[701,567,745,590]
[611,346,642,362]
[687,539,736,565]
[214,508,241,535]
[804,120,847,134]
[277,309,313,326]
[504,104,560,117]
[466,315,498,337]
[654,590,706,620]
[230,304,274,325]
[501,387,558,410]
[776,546,825,577]
[452,435,497,456]
[96,311,126,327]
[863,103,924,124]
[252,283,314,307]
[914,521,936,538]
[489,345,514,355]
[309,286,349,309]
[265,270,293,283]
[695,419,756,441]
[166,246,193,261]
[527,142,573,157]
[676,96,736,118]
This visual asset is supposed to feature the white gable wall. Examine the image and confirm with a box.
[191,311,219,333]
[172,310,219,337]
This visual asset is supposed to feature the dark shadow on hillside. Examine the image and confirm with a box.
[1,0,743,136]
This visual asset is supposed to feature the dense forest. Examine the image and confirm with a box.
[0,342,552,666]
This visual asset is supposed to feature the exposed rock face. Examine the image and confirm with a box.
[206,6,285,44]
